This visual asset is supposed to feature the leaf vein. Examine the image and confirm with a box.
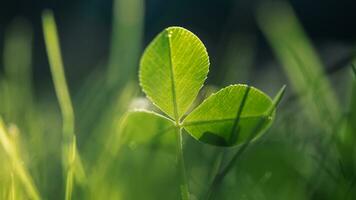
[183,115,269,127]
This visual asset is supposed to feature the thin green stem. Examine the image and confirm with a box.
[175,125,190,200]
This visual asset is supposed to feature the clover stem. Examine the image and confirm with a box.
[175,124,190,200]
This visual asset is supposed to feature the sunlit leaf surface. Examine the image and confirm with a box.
[140,27,209,120]
[183,85,274,146]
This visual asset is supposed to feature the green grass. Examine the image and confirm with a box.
[0,0,355,200]
[42,10,85,200]
[0,119,40,200]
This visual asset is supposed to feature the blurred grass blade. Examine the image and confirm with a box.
[42,10,74,139]
[0,118,41,200]
[347,63,356,132]
[9,172,15,200]
[257,1,340,129]
[65,135,76,200]
[107,0,145,88]
[77,0,145,156]
[339,64,356,166]
[42,10,85,200]
[3,19,33,96]
[1,18,36,129]
[221,34,256,84]
[268,85,286,114]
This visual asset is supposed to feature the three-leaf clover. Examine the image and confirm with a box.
[137,26,277,147]
[121,26,285,199]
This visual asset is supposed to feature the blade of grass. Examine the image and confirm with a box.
[2,18,34,125]
[42,10,85,200]
[338,63,356,188]
[257,1,340,129]
[345,63,356,141]
[42,10,74,141]
[0,118,41,200]
[77,0,144,159]
[65,135,77,200]
[9,172,15,200]
[229,86,251,144]
[1,20,48,189]
[107,0,144,88]
[221,34,256,84]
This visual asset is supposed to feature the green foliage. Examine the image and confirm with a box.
[258,2,356,199]
[122,26,284,199]
[2,1,355,199]
[138,27,277,147]
[105,111,179,200]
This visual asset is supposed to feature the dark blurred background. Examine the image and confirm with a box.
[0,0,355,89]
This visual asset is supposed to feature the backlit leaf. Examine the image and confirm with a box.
[182,84,274,147]
[120,110,175,149]
[139,27,209,120]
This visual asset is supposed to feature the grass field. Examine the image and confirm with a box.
[0,0,355,199]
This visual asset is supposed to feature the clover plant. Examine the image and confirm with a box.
[123,27,285,199]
